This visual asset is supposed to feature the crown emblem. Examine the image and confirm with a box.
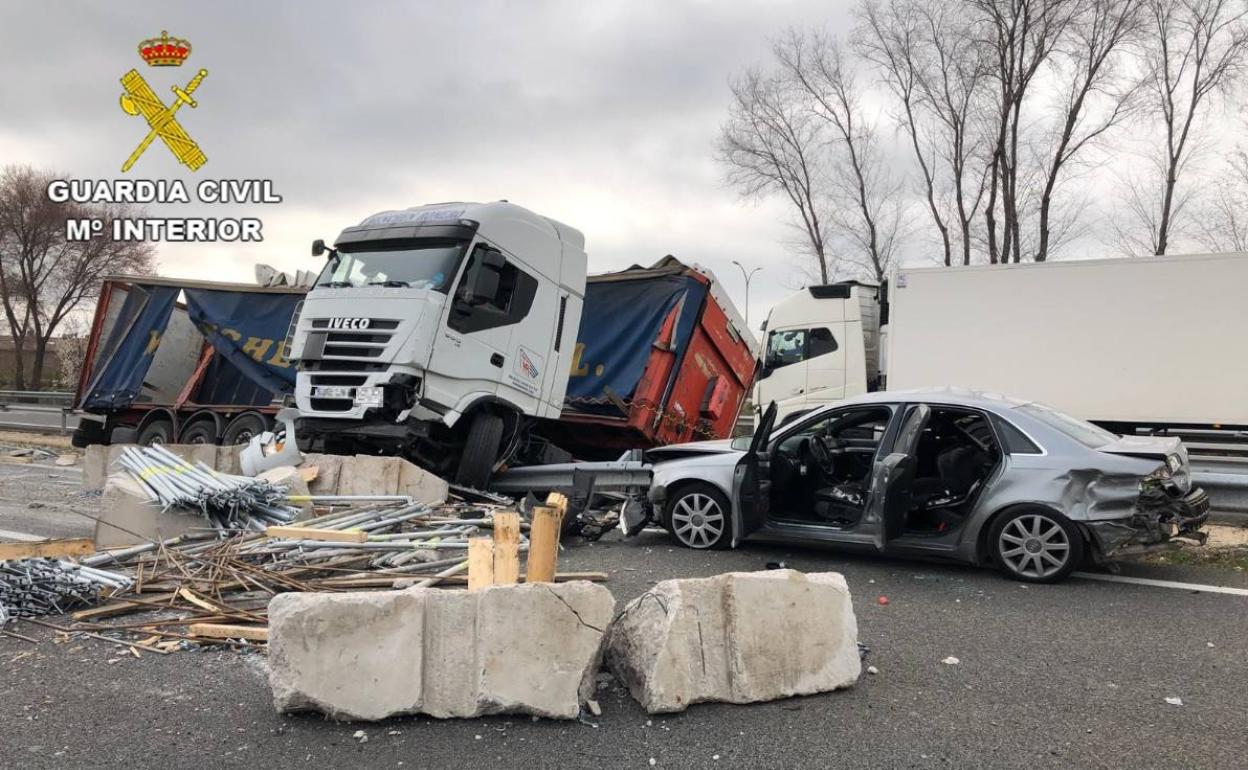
[138,30,191,66]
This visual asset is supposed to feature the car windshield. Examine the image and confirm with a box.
[1017,402,1116,449]
[316,241,466,292]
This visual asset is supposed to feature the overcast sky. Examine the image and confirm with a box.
[0,0,864,330]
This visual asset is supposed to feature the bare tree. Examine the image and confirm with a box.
[774,30,905,283]
[1033,0,1144,261]
[0,166,155,389]
[1195,144,1248,250]
[1135,0,1248,255]
[718,70,833,283]
[972,0,1079,263]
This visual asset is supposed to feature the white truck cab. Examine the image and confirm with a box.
[754,283,882,424]
[291,201,587,487]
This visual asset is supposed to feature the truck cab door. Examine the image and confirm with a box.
[756,329,809,421]
[864,403,928,550]
[731,401,778,547]
[803,326,846,406]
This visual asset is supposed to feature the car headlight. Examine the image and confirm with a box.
[1142,455,1191,495]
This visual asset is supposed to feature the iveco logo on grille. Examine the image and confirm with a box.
[327,317,371,330]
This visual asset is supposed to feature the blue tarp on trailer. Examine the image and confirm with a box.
[183,289,300,395]
[81,285,180,410]
[565,272,707,413]
[81,283,300,411]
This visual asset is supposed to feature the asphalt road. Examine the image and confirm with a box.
[2,466,1247,769]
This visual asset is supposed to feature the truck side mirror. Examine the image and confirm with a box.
[311,239,327,257]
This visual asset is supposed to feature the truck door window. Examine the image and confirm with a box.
[808,327,839,357]
[449,248,539,334]
[765,329,807,372]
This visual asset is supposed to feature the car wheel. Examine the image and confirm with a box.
[664,483,732,550]
[990,507,1084,583]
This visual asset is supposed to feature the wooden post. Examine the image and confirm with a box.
[545,491,569,517]
[525,505,564,583]
[492,512,521,585]
[467,537,495,591]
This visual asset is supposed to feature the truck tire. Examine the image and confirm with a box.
[455,412,504,490]
[178,420,218,445]
[221,413,268,445]
[137,419,173,446]
[109,426,138,445]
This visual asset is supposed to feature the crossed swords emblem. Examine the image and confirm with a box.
[118,68,208,172]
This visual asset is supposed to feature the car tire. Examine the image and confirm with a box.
[136,419,173,447]
[178,420,218,445]
[663,482,732,550]
[989,507,1084,584]
[454,412,504,490]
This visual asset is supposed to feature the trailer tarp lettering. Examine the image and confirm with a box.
[183,289,300,395]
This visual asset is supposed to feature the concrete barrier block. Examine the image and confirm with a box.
[82,444,109,490]
[334,455,448,504]
[300,453,344,496]
[215,445,243,476]
[93,473,205,549]
[269,581,614,721]
[606,570,860,714]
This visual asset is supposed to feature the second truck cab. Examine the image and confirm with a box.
[754,283,883,424]
[291,201,587,486]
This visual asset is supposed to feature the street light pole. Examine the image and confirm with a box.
[731,260,762,328]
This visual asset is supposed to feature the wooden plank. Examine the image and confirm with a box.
[525,505,564,584]
[187,623,269,641]
[0,538,94,560]
[492,512,521,585]
[265,526,367,543]
[314,571,609,589]
[467,537,495,590]
[545,491,569,517]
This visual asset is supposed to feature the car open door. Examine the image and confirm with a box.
[731,401,778,547]
[864,403,929,550]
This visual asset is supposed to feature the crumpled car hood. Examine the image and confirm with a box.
[1096,435,1182,460]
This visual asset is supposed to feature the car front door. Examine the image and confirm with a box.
[731,401,778,547]
[864,403,929,549]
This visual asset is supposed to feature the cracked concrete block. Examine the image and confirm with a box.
[605,570,860,713]
[268,581,614,721]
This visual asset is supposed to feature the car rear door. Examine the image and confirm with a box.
[731,401,778,547]
[864,403,929,550]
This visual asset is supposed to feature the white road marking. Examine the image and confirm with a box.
[1073,571,1248,597]
[0,528,45,543]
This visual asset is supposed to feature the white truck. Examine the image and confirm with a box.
[756,253,1248,444]
[290,201,759,489]
[290,202,588,488]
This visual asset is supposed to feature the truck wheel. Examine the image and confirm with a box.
[178,420,218,445]
[989,507,1084,584]
[455,413,504,490]
[222,413,268,445]
[109,426,138,445]
[137,419,173,446]
[663,482,732,550]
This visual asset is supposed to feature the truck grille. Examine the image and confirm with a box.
[302,319,400,413]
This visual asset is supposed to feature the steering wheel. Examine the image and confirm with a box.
[808,434,841,474]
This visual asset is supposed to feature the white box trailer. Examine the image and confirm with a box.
[886,253,1248,429]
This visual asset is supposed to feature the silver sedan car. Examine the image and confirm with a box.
[638,388,1209,582]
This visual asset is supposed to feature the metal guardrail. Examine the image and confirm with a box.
[0,390,73,407]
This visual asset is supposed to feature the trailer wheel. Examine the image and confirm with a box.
[137,419,173,446]
[221,413,268,446]
[454,412,504,490]
[178,420,218,445]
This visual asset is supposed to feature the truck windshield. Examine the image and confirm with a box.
[317,241,466,292]
[1016,402,1117,449]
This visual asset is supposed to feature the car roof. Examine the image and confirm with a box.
[833,386,1031,411]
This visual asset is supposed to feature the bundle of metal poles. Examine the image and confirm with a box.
[116,445,299,530]
[0,558,132,619]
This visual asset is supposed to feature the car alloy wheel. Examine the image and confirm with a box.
[997,512,1071,580]
[669,491,727,549]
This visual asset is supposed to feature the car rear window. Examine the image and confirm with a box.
[1016,403,1116,449]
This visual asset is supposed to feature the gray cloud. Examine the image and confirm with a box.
[0,0,857,326]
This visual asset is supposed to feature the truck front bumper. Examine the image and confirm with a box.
[1088,487,1210,559]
